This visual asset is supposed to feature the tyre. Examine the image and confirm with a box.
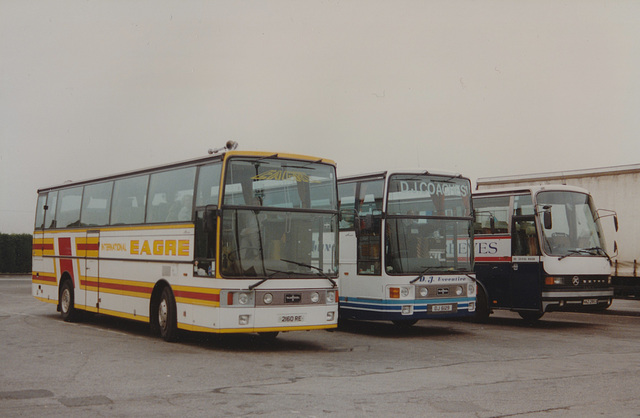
[59,280,80,322]
[157,286,178,342]
[518,310,544,322]
[258,332,279,340]
[392,319,418,327]
[471,286,490,323]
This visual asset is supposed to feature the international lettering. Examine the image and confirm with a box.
[101,243,127,252]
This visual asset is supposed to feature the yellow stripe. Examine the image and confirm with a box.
[98,307,149,323]
[32,279,57,286]
[34,296,58,305]
[76,236,100,258]
[99,277,154,288]
[178,323,336,333]
[82,305,99,313]
[99,277,154,298]
[43,239,55,256]
[172,285,220,295]
[225,150,336,166]
[76,237,86,257]
[175,297,219,308]
[174,285,221,307]
[36,224,193,234]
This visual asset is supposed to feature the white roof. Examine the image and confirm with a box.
[474,184,591,196]
[477,163,640,186]
[339,168,464,182]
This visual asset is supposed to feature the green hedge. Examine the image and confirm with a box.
[0,233,32,273]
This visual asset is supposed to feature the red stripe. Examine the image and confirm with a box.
[33,274,57,283]
[79,279,152,295]
[77,243,100,251]
[475,256,512,262]
[80,279,99,288]
[78,278,220,302]
[174,290,220,302]
[103,282,152,295]
[32,243,55,251]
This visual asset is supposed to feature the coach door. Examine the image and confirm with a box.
[83,231,101,312]
[509,213,542,311]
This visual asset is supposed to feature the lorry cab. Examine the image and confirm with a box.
[473,185,613,321]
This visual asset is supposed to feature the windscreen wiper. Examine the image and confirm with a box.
[282,159,324,170]
[558,249,585,261]
[558,248,607,261]
[248,269,295,290]
[280,258,337,287]
[584,246,612,262]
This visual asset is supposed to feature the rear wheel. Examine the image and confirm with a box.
[157,286,178,342]
[59,280,80,322]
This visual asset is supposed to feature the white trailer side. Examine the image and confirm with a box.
[476,164,640,298]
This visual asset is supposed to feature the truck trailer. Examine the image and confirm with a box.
[476,164,640,299]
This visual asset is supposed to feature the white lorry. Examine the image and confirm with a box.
[476,164,640,299]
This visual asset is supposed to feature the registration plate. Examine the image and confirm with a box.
[583,299,598,305]
[431,304,453,313]
[278,314,306,323]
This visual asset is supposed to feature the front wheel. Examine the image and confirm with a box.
[156,287,178,342]
[392,319,418,327]
[518,310,544,322]
[258,332,279,340]
[471,286,490,323]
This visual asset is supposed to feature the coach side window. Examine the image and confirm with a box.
[512,194,538,256]
[146,167,197,223]
[56,187,83,228]
[35,194,47,229]
[194,163,223,276]
[81,182,113,227]
[110,175,149,225]
[356,179,384,275]
[338,182,356,230]
[473,196,510,235]
[44,191,58,229]
[195,163,222,207]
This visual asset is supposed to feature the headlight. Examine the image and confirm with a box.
[238,293,250,305]
[310,292,320,303]
[419,287,428,297]
[326,290,336,304]
[263,293,273,305]
[455,286,463,296]
[467,283,476,295]
[400,287,410,297]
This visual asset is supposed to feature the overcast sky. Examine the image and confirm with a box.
[2,0,639,234]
